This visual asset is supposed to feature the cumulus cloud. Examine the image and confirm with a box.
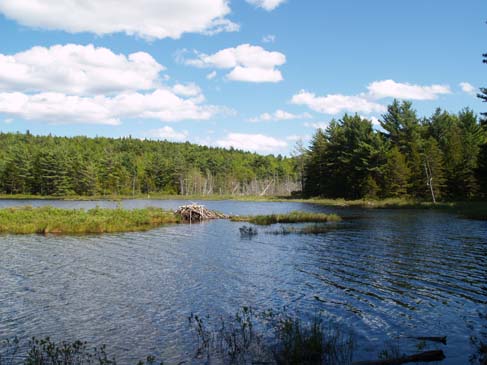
[459,82,476,96]
[0,44,164,95]
[172,83,202,97]
[216,133,287,152]
[185,44,286,83]
[247,0,286,11]
[367,80,451,100]
[248,109,311,122]
[0,89,219,125]
[292,90,386,115]
[0,0,238,40]
[146,126,189,141]
[0,44,223,126]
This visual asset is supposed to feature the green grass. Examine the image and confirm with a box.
[0,206,180,234]
[231,211,342,225]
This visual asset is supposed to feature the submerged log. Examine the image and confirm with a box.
[352,350,445,365]
[175,204,228,222]
[409,336,447,344]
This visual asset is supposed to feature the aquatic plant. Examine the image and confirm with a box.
[231,211,341,226]
[188,307,355,365]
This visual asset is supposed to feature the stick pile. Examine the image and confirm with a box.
[176,204,228,222]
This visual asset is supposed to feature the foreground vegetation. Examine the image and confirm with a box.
[0,307,462,365]
[231,211,341,225]
[0,206,180,234]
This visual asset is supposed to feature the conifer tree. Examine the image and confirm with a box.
[382,147,411,198]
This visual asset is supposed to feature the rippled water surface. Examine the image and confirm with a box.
[1,199,486,364]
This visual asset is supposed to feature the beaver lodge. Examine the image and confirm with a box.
[175,204,228,222]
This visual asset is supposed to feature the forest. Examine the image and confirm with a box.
[302,101,487,201]
[0,103,486,201]
[0,133,299,197]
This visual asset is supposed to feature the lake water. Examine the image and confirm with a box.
[0,199,486,364]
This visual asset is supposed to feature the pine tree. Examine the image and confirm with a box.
[380,100,424,197]
[382,147,411,198]
[303,128,328,197]
[457,109,483,199]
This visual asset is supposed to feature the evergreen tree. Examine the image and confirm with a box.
[303,128,327,197]
[380,100,424,197]
[382,147,411,198]
[457,109,483,199]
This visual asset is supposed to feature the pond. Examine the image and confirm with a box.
[0,199,486,364]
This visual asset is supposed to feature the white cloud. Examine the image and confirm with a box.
[247,0,286,11]
[3,118,13,124]
[304,121,329,129]
[185,44,286,83]
[249,109,311,122]
[0,0,238,40]
[172,83,202,97]
[146,126,189,141]
[216,133,287,152]
[369,116,381,126]
[292,90,386,115]
[206,71,217,80]
[459,82,476,96]
[0,89,219,125]
[367,80,451,100]
[262,34,276,43]
[358,115,381,127]
[0,44,164,95]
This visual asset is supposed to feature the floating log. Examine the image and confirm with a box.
[175,204,228,222]
[352,350,445,365]
[409,336,447,344]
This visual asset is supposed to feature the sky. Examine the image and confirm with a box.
[0,0,486,155]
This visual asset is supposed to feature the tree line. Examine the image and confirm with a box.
[302,100,487,201]
[0,133,299,197]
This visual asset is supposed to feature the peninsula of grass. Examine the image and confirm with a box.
[231,210,341,225]
[0,206,180,234]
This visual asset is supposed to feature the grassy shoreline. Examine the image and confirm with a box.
[1,195,486,223]
[1,193,484,207]
[0,206,180,234]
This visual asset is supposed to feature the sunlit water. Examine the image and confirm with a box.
[0,199,486,364]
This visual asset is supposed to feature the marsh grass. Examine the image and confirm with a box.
[189,307,354,365]
[0,206,180,235]
[231,211,341,226]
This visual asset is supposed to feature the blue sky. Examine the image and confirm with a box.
[0,0,485,154]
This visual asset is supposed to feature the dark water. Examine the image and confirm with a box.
[0,199,486,364]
